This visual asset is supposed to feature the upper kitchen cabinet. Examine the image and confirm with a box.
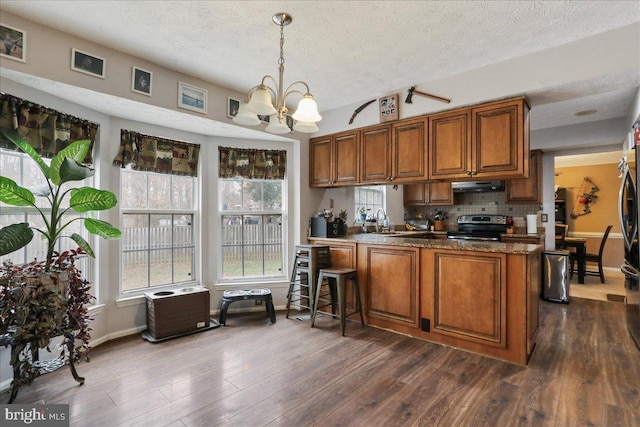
[360,124,391,184]
[506,149,542,204]
[404,181,453,206]
[429,97,530,181]
[309,130,359,187]
[472,98,530,179]
[428,108,471,180]
[360,118,428,185]
[391,117,429,183]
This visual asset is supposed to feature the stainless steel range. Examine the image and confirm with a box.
[447,215,508,242]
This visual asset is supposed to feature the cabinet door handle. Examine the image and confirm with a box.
[466,170,472,176]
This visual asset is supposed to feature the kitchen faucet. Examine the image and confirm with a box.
[375,208,388,233]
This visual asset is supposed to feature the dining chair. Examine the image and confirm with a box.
[570,225,613,283]
[555,224,569,249]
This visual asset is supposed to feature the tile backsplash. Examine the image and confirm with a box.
[405,191,542,230]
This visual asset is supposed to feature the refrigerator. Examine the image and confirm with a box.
[619,126,640,350]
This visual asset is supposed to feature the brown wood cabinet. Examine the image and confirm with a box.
[360,124,391,184]
[419,247,540,364]
[360,118,429,185]
[429,108,471,179]
[309,96,530,187]
[309,130,359,187]
[326,241,356,268]
[426,250,507,347]
[391,117,428,183]
[360,245,419,328]
[403,182,453,206]
[506,149,542,203]
[429,98,530,180]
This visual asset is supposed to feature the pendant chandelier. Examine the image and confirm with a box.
[233,13,321,134]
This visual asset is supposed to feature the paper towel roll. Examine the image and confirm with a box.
[526,214,537,234]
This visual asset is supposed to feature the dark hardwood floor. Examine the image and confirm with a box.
[2,298,639,426]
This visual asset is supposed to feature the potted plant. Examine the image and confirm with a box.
[0,127,121,402]
[358,207,370,223]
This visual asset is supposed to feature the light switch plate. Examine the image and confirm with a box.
[541,214,548,223]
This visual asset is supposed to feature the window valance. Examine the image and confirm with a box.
[219,146,286,180]
[0,93,98,164]
[113,129,200,177]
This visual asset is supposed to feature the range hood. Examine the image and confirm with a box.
[452,180,505,193]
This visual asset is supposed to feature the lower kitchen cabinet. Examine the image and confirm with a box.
[423,250,507,347]
[419,248,539,364]
[359,245,419,328]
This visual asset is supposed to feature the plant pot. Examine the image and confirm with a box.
[434,220,445,231]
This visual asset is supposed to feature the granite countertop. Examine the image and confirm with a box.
[310,232,542,255]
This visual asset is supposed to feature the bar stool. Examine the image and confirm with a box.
[311,268,365,336]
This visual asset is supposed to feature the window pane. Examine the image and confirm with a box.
[121,170,147,209]
[172,175,194,210]
[0,152,19,184]
[242,181,263,210]
[222,246,243,278]
[263,181,282,210]
[221,216,242,245]
[148,174,171,209]
[243,245,264,277]
[122,250,148,291]
[220,180,242,211]
[150,214,172,249]
[149,249,173,287]
[173,247,194,282]
[264,244,282,276]
[265,215,282,244]
[174,215,193,247]
[123,214,149,249]
[243,215,263,244]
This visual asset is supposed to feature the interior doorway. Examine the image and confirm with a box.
[554,150,627,301]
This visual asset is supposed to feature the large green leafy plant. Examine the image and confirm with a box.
[0,128,121,266]
[0,127,121,402]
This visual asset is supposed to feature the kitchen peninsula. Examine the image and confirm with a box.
[309,232,541,365]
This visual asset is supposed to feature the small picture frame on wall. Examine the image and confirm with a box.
[227,97,240,118]
[132,66,152,96]
[379,93,399,123]
[0,23,26,63]
[71,48,105,78]
[178,82,207,114]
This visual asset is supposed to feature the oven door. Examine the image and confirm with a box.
[619,160,637,252]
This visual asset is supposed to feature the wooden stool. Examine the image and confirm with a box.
[311,268,365,336]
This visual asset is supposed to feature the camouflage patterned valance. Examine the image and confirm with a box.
[219,146,286,180]
[0,93,98,164]
[113,129,200,177]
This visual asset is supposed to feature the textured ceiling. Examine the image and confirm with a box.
[1,1,639,145]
